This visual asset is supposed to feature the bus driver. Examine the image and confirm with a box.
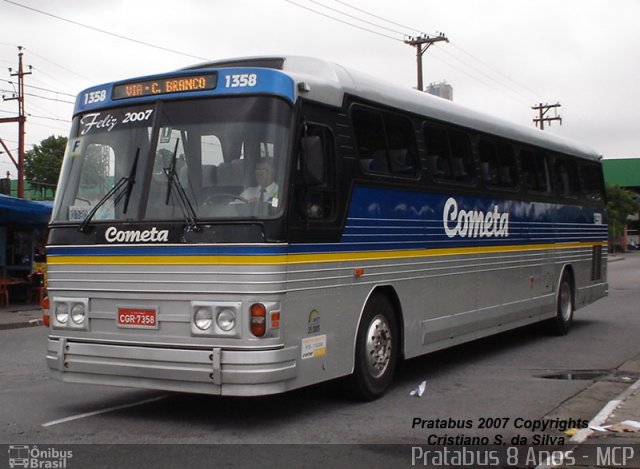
[240,158,279,204]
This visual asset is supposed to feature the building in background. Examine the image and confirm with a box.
[426,81,453,101]
[602,158,640,250]
[0,177,55,200]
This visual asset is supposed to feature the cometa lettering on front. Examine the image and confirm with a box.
[443,197,509,239]
[105,226,169,243]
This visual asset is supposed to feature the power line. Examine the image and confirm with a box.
[284,0,403,41]
[28,114,71,123]
[448,43,547,102]
[332,0,429,36]
[305,0,407,36]
[2,0,209,61]
[25,48,96,85]
[24,92,74,104]
[1,88,74,105]
[0,78,75,97]
[1,84,75,102]
[429,47,534,106]
[427,48,531,106]
[309,0,550,108]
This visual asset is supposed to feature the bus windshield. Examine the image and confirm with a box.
[53,96,292,223]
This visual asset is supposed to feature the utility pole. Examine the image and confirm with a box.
[532,102,562,130]
[404,33,448,91]
[0,46,31,198]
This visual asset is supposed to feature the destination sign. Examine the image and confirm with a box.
[112,73,218,100]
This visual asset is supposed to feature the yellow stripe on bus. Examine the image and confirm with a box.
[47,241,607,266]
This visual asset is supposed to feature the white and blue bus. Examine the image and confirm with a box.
[46,56,607,400]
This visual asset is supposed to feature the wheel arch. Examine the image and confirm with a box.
[357,285,405,360]
[558,263,576,303]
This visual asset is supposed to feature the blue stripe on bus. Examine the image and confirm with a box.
[47,187,606,258]
[340,186,607,245]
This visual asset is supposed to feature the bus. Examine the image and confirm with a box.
[45,56,608,400]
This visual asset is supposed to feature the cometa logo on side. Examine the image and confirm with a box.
[443,197,510,239]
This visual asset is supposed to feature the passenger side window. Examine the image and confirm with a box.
[521,149,550,193]
[581,162,604,202]
[478,139,518,189]
[352,107,417,177]
[424,124,474,184]
[478,139,499,185]
[554,156,580,197]
[496,142,519,189]
[424,125,451,179]
[384,113,418,176]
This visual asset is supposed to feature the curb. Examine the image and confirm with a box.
[570,376,640,444]
[535,368,640,469]
[0,318,43,331]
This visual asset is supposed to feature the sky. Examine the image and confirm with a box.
[1,0,639,178]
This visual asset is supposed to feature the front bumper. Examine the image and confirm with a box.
[47,336,298,396]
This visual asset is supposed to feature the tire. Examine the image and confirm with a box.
[349,293,398,400]
[546,273,574,335]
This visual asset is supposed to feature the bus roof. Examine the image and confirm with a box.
[188,56,601,162]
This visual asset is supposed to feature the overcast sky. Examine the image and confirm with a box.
[1,0,638,178]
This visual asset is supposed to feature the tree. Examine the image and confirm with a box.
[24,135,67,198]
[606,184,640,251]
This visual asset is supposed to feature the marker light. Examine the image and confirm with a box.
[250,303,266,337]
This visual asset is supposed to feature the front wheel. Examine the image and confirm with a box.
[545,273,574,335]
[349,294,398,400]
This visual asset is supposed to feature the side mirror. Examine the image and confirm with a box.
[301,136,325,186]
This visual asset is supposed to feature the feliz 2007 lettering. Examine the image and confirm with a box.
[80,109,153,135]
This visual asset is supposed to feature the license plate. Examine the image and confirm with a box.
[117,308,158,329]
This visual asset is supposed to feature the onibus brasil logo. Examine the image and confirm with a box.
[8,445,72,468]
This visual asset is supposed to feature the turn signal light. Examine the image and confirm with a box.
[40,296,50,310]
[250,303,266,337]
[271,311,280,329]
[42,314,50,327]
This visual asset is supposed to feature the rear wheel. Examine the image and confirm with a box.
[546,273,574,335]
[349,294,398,400]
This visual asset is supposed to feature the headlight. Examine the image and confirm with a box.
[194,308,213,330]
[216,309,236,331]
[190,301,242,337]
[55,303,69,324]
[71,304,86,324]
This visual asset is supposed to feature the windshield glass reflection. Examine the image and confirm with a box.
[53,97,291,223]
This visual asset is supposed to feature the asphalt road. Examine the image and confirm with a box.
[1,254,639,468]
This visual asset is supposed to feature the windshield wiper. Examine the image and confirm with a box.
[164,138,199,231]
[78,148,140,233]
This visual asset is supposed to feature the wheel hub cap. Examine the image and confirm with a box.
[365,315,392,378]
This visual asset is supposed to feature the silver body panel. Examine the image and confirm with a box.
[46,242,607,395]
